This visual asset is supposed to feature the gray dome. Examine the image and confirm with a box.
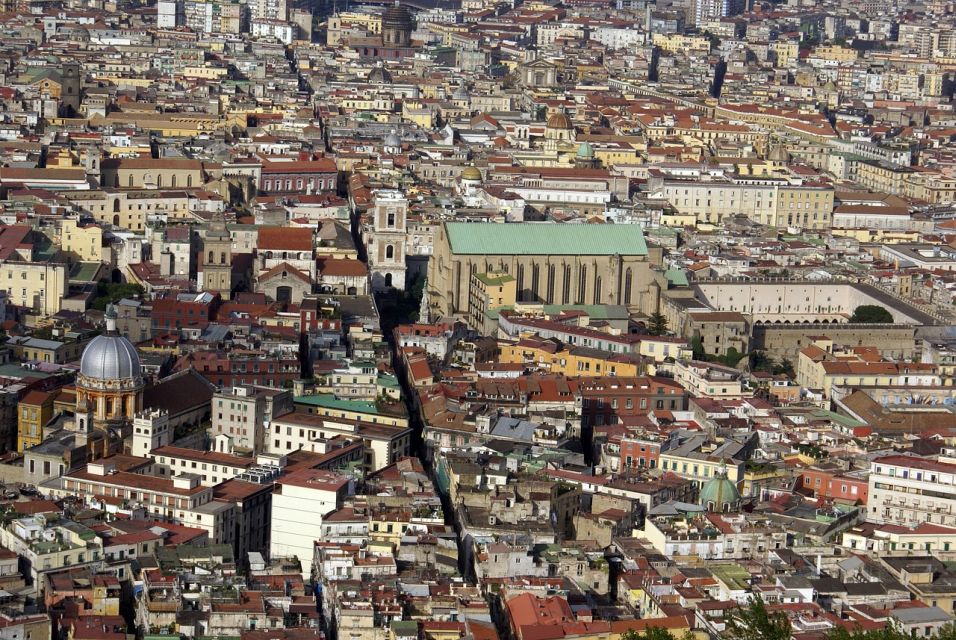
[384,132,402,148]
[80,333,142,380]
[368,65,393,84]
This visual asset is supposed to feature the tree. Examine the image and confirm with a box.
[750,350,775,373]
[716,347,745,368]
[849,304,893,323]
[647,313,669,336]
[91,281,145,311]
[773,358,795,378]
[725,595,791,640]
[826,626,906,640]
[691,335,707,361]
[826,623,956,640]
[620,627,695,640]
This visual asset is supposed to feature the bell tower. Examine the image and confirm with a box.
[203,215,233,299]
[366,190,408,292]
[58,61,81,115]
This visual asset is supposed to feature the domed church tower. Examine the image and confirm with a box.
[76,307,145,437]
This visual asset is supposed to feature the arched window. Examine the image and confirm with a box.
[187,175,193,188]
[113,214,120,226]
[624,268,633,305]
[208,251,214,264]
[516,264,524,301]
[594,276,602,305]
[127,175,133,188]
[547,264,555,302]
[113,199,120,213]
[171,175,177,188]
[221,252,226,263]
[577,265,587,304]
[531,264,540,301]
[157,175,163,188]
[385,245,394,259]
[562,265,571,304]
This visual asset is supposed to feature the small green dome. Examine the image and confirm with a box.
[699,470,741,513]
[576,142,595,158]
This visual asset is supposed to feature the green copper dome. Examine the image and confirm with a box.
[699,470,741,513]
[576,141,595,158]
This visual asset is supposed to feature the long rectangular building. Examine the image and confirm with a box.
[868,455,956,528]
[427,222,662,318]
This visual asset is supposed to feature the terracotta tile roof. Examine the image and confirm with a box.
[318,258,367,277]
[258,226,314,251]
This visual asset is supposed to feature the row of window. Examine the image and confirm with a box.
[262,178,332,191]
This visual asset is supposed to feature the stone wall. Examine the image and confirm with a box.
[752,323,917,360]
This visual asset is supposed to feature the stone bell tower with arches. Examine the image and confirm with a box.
[203,215,233,299]
[366,190,408,292]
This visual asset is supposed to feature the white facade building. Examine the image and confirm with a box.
[270,469,351,576]
[868,455,956,527]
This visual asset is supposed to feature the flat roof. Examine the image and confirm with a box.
[445,222,648,256]
[294,393,381,415]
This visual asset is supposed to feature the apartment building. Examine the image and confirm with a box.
[47,461,234,546]
[647,165,834,229]
[265,408,412,472]
[211,385,294,453]
[270,468,350,577]
[150,446,257,486]
[658,434,747,489]
[0,260,68,315]
[0,516,106,587]
[672,360,746,398]
[867,455,956,527]
[578,376,688,430]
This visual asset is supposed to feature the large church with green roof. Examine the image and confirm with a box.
[427,222,663,321]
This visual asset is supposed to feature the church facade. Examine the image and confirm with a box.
[427,222,662,319]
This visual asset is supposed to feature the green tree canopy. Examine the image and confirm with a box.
[725,596,791,640]
[827,622,956,640]
[620,627,694,640]
[849,305,893,323]
[91,281,145,311]
[647,313,669,336]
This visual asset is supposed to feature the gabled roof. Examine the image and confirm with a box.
[259,262,312,284]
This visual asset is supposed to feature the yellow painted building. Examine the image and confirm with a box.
[811,44,858,63]
[341,96,394,112]
[652,33,710,53]
[401,103,435,128]
[0,261,68,315]
[831,228,921,244]
[637,337,693,363]
[61,219,105,262]
[93,112,244,137]
[64,190,194,230]
[903,171,956,204]
[18,391,54,452]
[369,510,411,548]
[467,271,516,333]
[498,341,643,378]
[771,41,799,67]
[658,451,744,489]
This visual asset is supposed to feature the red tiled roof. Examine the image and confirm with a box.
[258,227,314,251]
